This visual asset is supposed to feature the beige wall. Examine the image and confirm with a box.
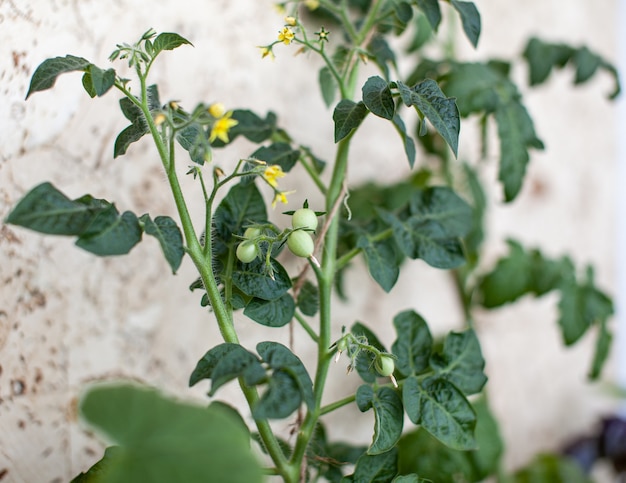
[0,0,620,481]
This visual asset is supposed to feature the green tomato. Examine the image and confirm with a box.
[291,208,318,231]
[375,354,395,377]
[336,337,349,352]
[236,241,258,263]
[287,230,314,258]
[243,227,262,239]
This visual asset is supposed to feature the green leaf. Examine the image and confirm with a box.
[6,182,111,235]
[362,76,395,120]
[79,383,263,483]
[558,268,613,346]
[450,1,481,48]
[71,446,122,482]
[176,123,210,165]
[244,294,295,327]
[152,32,193,56]
[430,329,487,395]
[139,215,184,274]
[396,80,459,157]
[403,377,476,450]
[76,210,142,256]
[26,55,91,98]
[351,322,387,383]
[391,310,433,377]
[251,143,300,172]
[213,181,267,252]
[232,257,292,300]
[83,64,116,97]
[209,344,266,395]
[367,35,397,80]
[253,370,302,420]
[462,162,487,261]
[356,386,404,455]
[589,318,612,380]
[114,85,160,158]
[333,99,368,142]
[319,66,337,108]
[391,114,416,168]
[257,341,315,410]
[349,448,399,482]
[189,343,242,387]
[495,101,544,201]
[114,124,147,157]
[414,0,441,31]
[357,235,400,292]
[512,454,593,483]
[296,280,319,317]
[222,110,276,144]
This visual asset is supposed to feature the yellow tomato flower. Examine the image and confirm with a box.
[153,113,166,126]
[263,165,285,188]
[272,191,293,208]
[285,16,297,27]
[304,0,319,10]
[258,46,275,60]
[209,111,238,143]
[278,27,295,45]
[208,103,225,118]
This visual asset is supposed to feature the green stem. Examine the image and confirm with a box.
[320,393,356,415]
[294,311,319,343]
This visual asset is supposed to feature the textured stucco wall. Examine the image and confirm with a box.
[0,0,620,481]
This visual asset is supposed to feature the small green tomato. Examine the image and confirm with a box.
[243,227,262,239]
[287,230,314,258]
[236,240,258,263]
[336,337,349,352]
[291,208,318,231]
[375,354,395,377]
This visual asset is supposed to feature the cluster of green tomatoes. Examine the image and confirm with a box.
[235,207,319,263]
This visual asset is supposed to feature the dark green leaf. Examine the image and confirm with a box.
[75,211,142,256]
[319,66,337,108]
[414,0,441,31]
[462,162,487,261]
[403,377,476,450]
[450,1,481,48]
[189,343,242,387]
[79,383,263,483]
[244,294,295,327]
[233,257,292,300]
[140,215,184,274]
[349,448,399,483]
[391,114,416,168]
[176,123,210,165]
[296,280,319,317]
[512,454,593,483]
[351,323,387,383]
[257,341,315,410]
[362,76,395,120]
[113,85,160,158]
[495,101,544,201]
[430,329,487,395]
[589,319,612,380]
[223,110,277,144]
[367,35,397,80]
[26,55,91,98]
[152,32,193,56]
[251,143,300,172]
[333,100,368,142]
[356,385,404,455]
[209,345,266,395]
[391,310,433,377]
[84,64,116,97]
[357,235,400,292]
[253,370,302,420]
[396,80,459,156]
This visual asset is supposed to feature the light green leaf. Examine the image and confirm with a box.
[362,76,395,120]
[356,385,404,455]
[414,0,441,31]
[590,318,612,380]
[333,99,368,142]
[429,329,487,395]
[391,310,433,377]
[140,215,184,274]
[152,32,193,56]
[257,341,315,410]
[79,383,263,483]
[396,80,459,156]
[450,1,481,48]
[244,294,295,327]
[26,55,91,98]
[71,446,121,482]
[357,235,400,293]
[403,377,476,450]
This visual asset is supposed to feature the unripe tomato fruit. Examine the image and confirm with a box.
[292,208,318,231]
[236,241,258,263]
[375,355,395,377]
[244,227,262,239]
[336,337,349,352]
[287,230,314,258]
